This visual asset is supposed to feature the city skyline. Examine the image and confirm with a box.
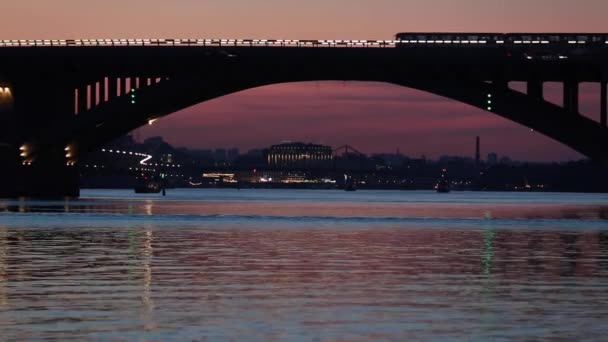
[137,81,599,161]
[136,134,552,164]
[3,0,607,161]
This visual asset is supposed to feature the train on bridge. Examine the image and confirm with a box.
[395,32,608,60]
[1,33,606,51]
[395,32,608,46]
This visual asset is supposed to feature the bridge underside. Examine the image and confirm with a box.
[1,47,607,197]
[64,70,608,164]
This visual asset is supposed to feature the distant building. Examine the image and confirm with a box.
[161,153,173,164]
[268,142,333,170]
[500,156,513,165]
[227,148,240,163]
[143,136,167,148]
[372,153,408,169]
[214,149,227,162]
[487,153,498,165]
[246,149,264,158]
[439,155,475,164]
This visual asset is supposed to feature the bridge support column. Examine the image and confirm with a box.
[108,77,116,100]
[94,81,101,105]
[0,79,82,198]
[527,81,543,101]
[78,86,88,114]
[124,77,131,95]
[564,81,579,113]
[601,81,607,128]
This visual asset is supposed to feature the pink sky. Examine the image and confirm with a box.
[2,0,607,161]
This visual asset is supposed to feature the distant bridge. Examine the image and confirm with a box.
[0,32,607,197]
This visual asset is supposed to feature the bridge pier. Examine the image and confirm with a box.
[124,77,131,94]
[563,81,579,113]
[0,146,80,198]
[0,78,83,198]
[601,81,607,128]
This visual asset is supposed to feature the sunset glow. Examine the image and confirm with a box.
[3,0,606,161]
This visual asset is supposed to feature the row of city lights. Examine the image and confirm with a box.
[1,39,606,48]
[17,144,179,169]
[130,167,156,172]
[100,148,181,168]
[76,165,182,178]
[129,167,185,177]
[101,148,148,157]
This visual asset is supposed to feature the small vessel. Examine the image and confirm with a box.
[135,181,162,194]
[436,168,451,193]
[344,174,357,192]
[436,179,451,193]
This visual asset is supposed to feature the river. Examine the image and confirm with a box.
[0,189,607,340]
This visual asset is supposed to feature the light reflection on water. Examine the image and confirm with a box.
[0,189,607,340]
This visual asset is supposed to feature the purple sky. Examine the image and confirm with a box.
[3,0,607,160]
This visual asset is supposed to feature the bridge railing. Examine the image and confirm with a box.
[0,39,402,48]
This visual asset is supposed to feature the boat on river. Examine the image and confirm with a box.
[134,180,161,194]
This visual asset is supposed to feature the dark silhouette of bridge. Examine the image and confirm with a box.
[0,35,607,197]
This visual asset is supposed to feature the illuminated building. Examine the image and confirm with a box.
[202,172,237,183]
[268,142,332,170]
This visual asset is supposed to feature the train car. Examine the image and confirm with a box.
[505,33,607,47]
[395,32,505,46]
[395,32,607,61]
[504,33,608,60]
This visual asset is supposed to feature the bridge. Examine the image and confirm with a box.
[0,33,607,197]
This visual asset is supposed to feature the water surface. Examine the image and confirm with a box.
[0,189,607,341]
